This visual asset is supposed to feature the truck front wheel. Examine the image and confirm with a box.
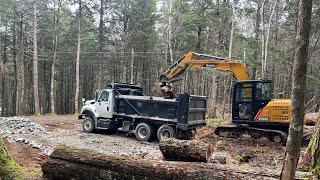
[135,122,154,141]
[157,125,175,141]
[83,117,95,133]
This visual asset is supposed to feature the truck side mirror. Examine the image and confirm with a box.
[82,98,86,105]
[95,90,100,102]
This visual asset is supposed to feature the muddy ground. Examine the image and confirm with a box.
[3,115,312,179]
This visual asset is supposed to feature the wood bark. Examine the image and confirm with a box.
[42,145,312,180]
[33,2,40,115]
[74,0,82,113]
[280,0,313,179]
[159,139,212,162]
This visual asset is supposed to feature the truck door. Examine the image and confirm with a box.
[96,90,113,118]
[232,82,254,122]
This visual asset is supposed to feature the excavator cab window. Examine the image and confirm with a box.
[232,80,273,124]
[256,82,273,100]
[233,82,253,120]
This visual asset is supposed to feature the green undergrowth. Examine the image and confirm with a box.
[0,138,22,180]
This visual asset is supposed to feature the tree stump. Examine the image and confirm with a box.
[159,138,212,162]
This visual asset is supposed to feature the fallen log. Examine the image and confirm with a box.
[159,138,212,162]
[42,145,312,180]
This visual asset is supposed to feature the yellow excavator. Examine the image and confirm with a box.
[160,51,293,144]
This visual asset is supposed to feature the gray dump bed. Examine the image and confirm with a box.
[115,93,206,130]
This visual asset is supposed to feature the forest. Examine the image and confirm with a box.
[0,0,318,117]
[0,0,320,179]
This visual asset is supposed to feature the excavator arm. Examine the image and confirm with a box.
[160,52,250,82]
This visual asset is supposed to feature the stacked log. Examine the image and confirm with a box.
[42,145,312,180]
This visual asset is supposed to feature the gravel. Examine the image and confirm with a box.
[0,117,45,135]
[0,116,161,158]
[0,117,53,155]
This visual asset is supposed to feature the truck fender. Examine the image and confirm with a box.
[79,109,98,127]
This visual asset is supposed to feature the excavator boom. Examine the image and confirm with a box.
[160,52,250,82]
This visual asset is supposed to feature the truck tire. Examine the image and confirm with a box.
[83,117,95,133]
[157,125,176,141]
[135,122,154,141]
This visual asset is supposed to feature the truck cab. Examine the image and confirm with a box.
[79,83,143,132]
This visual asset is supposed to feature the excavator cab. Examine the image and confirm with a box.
[232,80,273,125]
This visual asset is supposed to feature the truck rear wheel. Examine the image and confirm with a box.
[135,122,154,141]
[83,117,95,133]
[157,125,175,141]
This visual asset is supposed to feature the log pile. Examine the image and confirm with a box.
[42,145,312,180]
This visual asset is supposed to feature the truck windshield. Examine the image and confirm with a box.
[99,91,109,101]
[256,82,273,100]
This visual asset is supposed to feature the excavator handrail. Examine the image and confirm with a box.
[160,51,250,82]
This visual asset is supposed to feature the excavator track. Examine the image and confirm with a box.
[215,125,288,145]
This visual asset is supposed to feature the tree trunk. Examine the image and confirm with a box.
[260,0,266,78]
[167,0,173,64]
[222,0,236,119]
[263,1,276,77]
[208,75,217,118]
[97,0,104,89]
[74,0,82,114]
[50,0,59,114]
[16,15,25,115]
[42,145,312,180]
[252,1,261,80]
[221,76,229,119]
[33,2,40,115]
[228,0,236,60]
[12,12,17,116]
[280,0,313,179]
[130,48,134,84]
[159,139,212,162]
